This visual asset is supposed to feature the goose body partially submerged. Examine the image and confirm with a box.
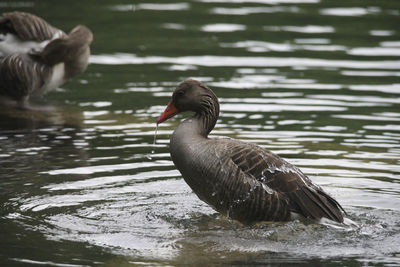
[157,79,346,224]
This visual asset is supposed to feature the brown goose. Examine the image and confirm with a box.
[0,12,93,108]
[157,79,346,224]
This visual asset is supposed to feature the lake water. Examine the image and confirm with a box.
[1,0,400,266]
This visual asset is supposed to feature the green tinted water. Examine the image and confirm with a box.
[1,0,400,266]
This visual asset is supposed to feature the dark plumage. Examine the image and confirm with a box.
[0,12,93,108]
[157,79,346,224]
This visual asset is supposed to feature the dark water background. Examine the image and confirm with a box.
[1,0,400,266]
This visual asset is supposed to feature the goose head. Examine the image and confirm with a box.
[157,79,219,124]
[68,25,93,46]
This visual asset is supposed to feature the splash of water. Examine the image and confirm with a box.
[146,124,158,160]
[152,123,158,152]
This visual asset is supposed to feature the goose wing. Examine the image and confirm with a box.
[0,54,51,101]
[226,140,345,222]
[1,11,64,42]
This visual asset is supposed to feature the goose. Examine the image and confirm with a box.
[0,12,93,108]
[157,79,346,224]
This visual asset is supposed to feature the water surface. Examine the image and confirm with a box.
[0,0,400,266]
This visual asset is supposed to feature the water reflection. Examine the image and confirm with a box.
[110,3,190,12]
[211,6,300,15]
[198,0,319,3]
[1,0,400,265]
[221,40,347,52]
[90,54,400,69]
[201,23,246,32]
[264,25,335,33]
[320,7,381,16]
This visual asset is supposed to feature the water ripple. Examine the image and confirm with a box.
[110,3,190,11]
[90,54,400,69]
[211,6,300,15]
[320,7,381,16]
[43,161,172,175]
[201,23,246,32]
[1,0,400,265]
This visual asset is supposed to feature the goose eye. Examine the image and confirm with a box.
[176,90,185,97]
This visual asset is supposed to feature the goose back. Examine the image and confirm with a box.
[0,11,64,42]
[226,139,345,222]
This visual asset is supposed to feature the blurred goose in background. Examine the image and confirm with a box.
[157,79,346,224]
[0,11,93,109]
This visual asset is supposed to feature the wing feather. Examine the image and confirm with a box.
[225,140,345,222]
[0,54,50,101]
[2,12,64,41]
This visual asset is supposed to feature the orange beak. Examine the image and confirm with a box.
[157,101,179,124]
